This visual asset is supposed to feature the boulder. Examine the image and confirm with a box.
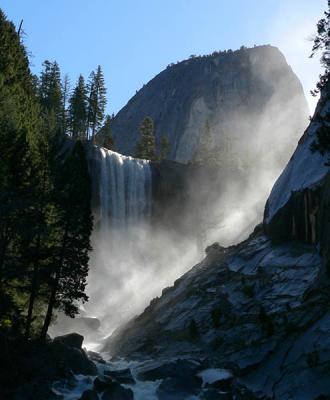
[93,376,114,392]
[156,375,203,399]
[79,389,99,400]
[50,335,97,375]
[53,333,84,349]
[52,345,96,376]
[101,382,134,400]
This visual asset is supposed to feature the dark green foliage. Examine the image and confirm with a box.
[96,114,115,150]
[61,74,70,135]
[69,74,88,139]
[193,120,213,163]
[159,135,170,160]
[38,60,63,132]
[135,116,157,160]
[193,120,223,167]
[87,65,107,140]
[0,9,39,332]
[310,1,330,95]
[310,2,330,164]
[310,121,330,165]
[0,9,93,341]
[35,59,109,143]
[40,140,93,339]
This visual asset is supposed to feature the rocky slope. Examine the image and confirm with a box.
[112,45,308,165]
[103,85,330,399]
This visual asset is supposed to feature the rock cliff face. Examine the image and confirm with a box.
[112,45,308,165]
[264,84,330,264]
[104,84,330,399]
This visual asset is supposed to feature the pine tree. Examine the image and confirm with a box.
[38,60,63,131]
[0,9,39,332]
[0,10,93,340]
[159,135,170,160]
[61,74,70,134]
[310,1,330,164]
[23,110,60,339]
[69,75,87,139]
[87,66,107,141]
[40,141,93,340]
[193,120,215,164]
[135,116,157,160]
[310,0,330,95]
[96,114,115,149]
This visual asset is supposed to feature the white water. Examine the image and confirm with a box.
[85,147,156,334]
[52,358,162,400]
[98,147,152,229]
[49,148,155,341]
[50,145,200,340]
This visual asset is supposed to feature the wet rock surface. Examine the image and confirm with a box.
[104,234,330,399]
[136,358,203,381]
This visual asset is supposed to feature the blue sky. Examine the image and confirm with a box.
[1,0,326,114]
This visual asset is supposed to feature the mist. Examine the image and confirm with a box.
[87,225,200,335]
[49,48,310,343]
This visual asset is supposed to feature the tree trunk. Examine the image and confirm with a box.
[40,225,68,341]
[24,233,41,340]
[39,267,59,341]
[25,174,46,340]
[0,232,9,283]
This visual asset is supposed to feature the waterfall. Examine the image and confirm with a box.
[51,145,199,339]
[98,147,152,229]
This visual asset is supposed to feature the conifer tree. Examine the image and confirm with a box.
[135,116,157,160]
[310,1,330,164]
[0,10,93,340]
[69,75,87,139]
[159,135,170,160]
[38,60,63,131]
[87,65,107,140]
[0,9,39,332]
[310,0,330,95]
[193,120,215,164]
[61,74,70,134]
[24,113,57,339]
[40,141,93,340]
[96,114,115,149]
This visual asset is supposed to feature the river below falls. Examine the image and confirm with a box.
[52,356,163,400]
